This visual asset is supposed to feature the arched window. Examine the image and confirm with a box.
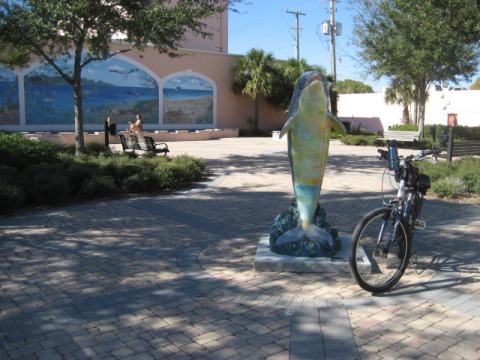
[161,72,216,127]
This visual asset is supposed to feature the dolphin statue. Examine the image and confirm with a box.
[275,71,346,247]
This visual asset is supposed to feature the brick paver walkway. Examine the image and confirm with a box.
[1,138,479,359]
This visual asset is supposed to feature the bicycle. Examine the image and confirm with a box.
[349,140,440,293]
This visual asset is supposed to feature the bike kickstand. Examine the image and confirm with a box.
[409,252,420,274]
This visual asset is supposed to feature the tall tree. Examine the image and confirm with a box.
[353,0,480,136]
[0,0,241,155]
[232,48,275,134]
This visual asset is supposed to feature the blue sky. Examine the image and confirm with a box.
[228,0,476,92]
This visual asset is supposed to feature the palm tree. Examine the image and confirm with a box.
[267,58,328,112]
[384,77,414,124]
[233,48,275,134]
[267,58,310,111]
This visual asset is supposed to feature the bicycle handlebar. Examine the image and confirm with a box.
[377,148,441,163]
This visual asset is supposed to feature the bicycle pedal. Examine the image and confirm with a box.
[414,220,426,230]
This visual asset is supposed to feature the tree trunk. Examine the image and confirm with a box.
[73,47,85,156]
[417,80,428,138]
[402,105,410,124]
[413,88,419,125]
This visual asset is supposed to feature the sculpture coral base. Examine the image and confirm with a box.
[269,202,341,257]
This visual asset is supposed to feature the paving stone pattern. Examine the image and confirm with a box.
[0,138,479,359]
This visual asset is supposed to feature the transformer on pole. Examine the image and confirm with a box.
[321,0,341,81]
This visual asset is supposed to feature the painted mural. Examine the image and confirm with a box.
[0,67,19,125]
[163,75,214,125]
[24,57,159,125]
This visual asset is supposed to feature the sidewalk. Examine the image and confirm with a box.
[1,138,479,359]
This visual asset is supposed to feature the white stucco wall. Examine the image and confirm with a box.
[338,89,480,133]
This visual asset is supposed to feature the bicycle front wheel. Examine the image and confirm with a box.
[349,207,412,293]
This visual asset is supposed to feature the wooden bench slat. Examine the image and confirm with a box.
[448,141,480,160]
[453,142,480,149]
[377,131,421,149]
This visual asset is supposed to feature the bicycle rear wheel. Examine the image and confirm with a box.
[349,207,411,293]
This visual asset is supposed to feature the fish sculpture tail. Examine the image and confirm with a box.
[275,223,333,246]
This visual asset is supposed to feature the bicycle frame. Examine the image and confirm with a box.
[374,207,400,258]
[379,161,418,256]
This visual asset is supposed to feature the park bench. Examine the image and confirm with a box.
[119,134,169,156]
[447,141,480,161]
[439,127,480,161]
[378,130,421,143]
[377,130,421,149]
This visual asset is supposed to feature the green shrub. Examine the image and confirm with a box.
[431,177,466,199]
[239,128,273,137]
[456,157,480,192]
[28,173,71,205]
[0,165,19,183]
[79,175,118,198]
[66,162,103,193]
[416,160,459,182]
[389,124,419,131]
[341,134,382,146]
[0,133,208,216]
[100,156,135,178]
[349,123,374,135]
[114,163,145,180]
[85,142,110,156]
[122,171,161,193]
[416,139,432,150]
[135,156,169,171]
[330,130,344,139]
[171,155,206,182]
[56,142,112,157]
[0,180,25,215]
[450,125,480,141]
[0,132,61,169]
[154,162,183,189]
[473,182,480,196]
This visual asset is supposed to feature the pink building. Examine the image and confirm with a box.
[0,5,286,133]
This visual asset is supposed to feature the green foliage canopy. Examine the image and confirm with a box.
[0,0,242,154]
[353,0,480,135]
[267,58,326,111]
[335,79,374,94]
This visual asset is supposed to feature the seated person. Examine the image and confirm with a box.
[128,114,143,133]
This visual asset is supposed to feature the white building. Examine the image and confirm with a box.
[337,87,480,133]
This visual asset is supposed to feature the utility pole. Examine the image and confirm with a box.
[329,0,336,81]
[321,0,342,81]
[286,9,306,60]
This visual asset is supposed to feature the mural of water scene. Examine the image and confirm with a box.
[163,75,214,125]
[0,56,215,127]
[24,57,159,125]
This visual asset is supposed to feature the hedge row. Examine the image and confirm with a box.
[0,132,206,216]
